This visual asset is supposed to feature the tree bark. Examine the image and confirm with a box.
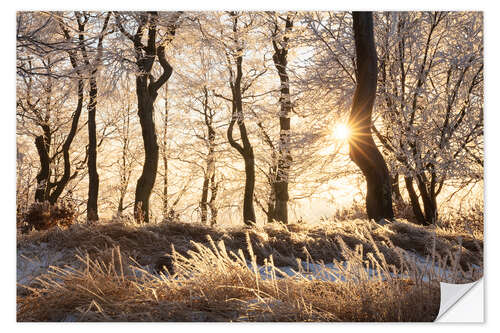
[47,18,87,205]
[117,109,131,216]
[162,83,169,220]
[200,87,218,225]
[404,176,426,224]
[391,173,404,202]
[200,176,210,225]
[208,172,218,226]
[267,165,276,223]
[227,108,256,225]
[226,12,256,225]
[134,78,160,222]
[77,12,110,222]
[34,127,51,202]
[116,12,180,222]
[86,74,99,221]
[415,175,438,224]
[348,12,394,221]
[48,78,84,204]
[270,14,294,224]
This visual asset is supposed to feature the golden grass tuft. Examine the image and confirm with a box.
[17,216,482,322]
[18,217,482,277]
[18,236,441,322]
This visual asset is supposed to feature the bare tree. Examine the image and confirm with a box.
[16,11,482,227]
[116,101,135,215]
[268,12,294,224]
[225,12,257,225]
[115,11,182,222]
[374,12,483,224]
[72,11,112,221]
[161,83,170,220]
[348,12,394,221]
[46,19,87,204]
[197,87,219,225]
[17,12,87,207]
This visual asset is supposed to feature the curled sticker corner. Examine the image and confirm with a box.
[435,279,483,322]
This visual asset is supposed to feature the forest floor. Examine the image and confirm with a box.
[16,216,483,322]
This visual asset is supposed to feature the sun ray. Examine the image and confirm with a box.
[333,124,351,141]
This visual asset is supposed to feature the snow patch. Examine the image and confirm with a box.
[17,242,75,288]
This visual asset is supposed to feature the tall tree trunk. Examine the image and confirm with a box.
[78,12,109,222]
[134,82,159,223]
[117,107,130,216]
[226,12,256,225]
[228,110,256,225]
[86,74,99,221]
[115,12,180,222]
[201,88,218,226]
[162,83,169,220]
[242,154,256,224]
[227,112,256,225]
[271,14,294,224]
[201,110,216,225]
[348,12,394,221]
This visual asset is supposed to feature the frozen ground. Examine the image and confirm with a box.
[18,239,474,292]
[17,242,75,288]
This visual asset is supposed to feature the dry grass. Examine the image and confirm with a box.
[437,200,483,239]
[18,237,440,322]
[17,217,483,274]
[17,215,482,322]
[332,197,484,240]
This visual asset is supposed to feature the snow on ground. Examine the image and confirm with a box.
[250,260,384,282]
[17,241,481,291]
[17,242,75,288]
[249,252,481,283]
[401,251,482,283]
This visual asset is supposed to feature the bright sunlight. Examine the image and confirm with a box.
[333,123,351,140]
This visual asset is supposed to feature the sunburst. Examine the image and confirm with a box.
[333,123,351,141]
